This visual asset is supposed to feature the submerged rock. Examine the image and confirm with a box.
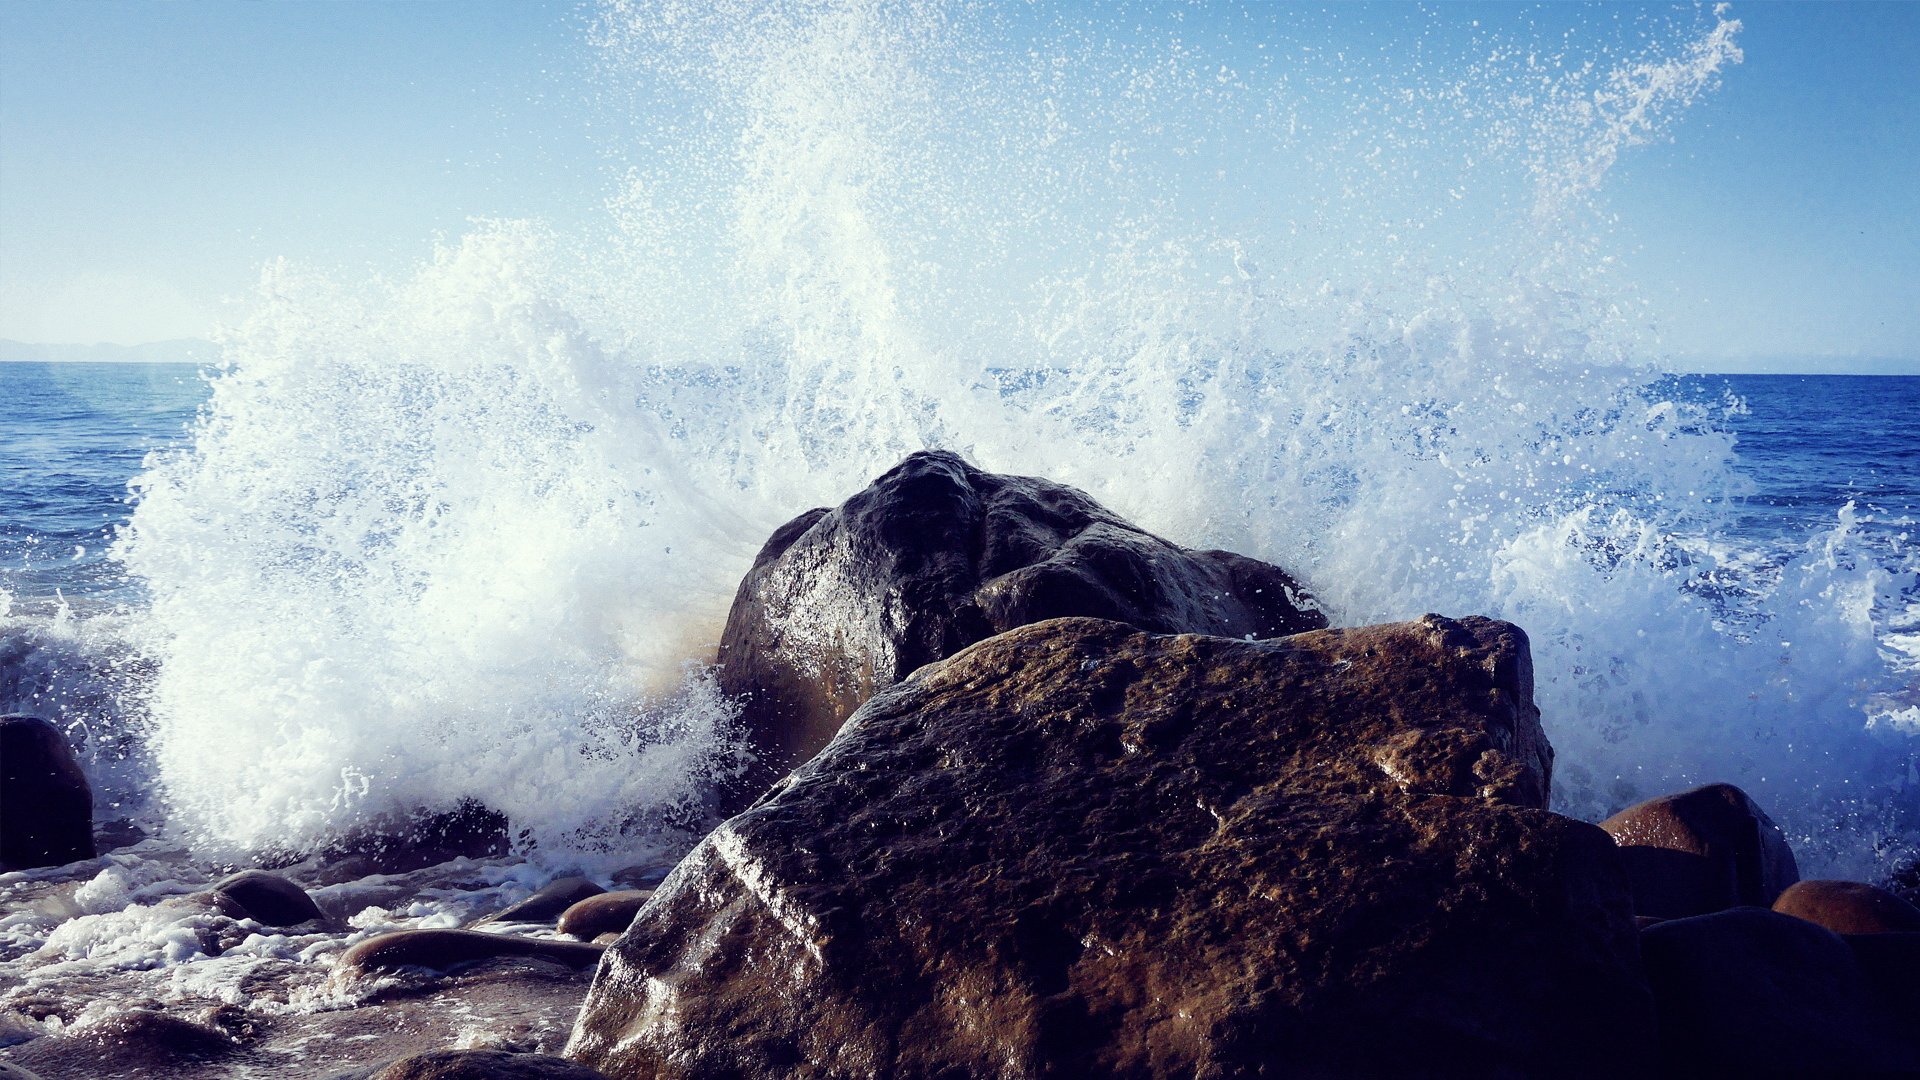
[0,714,95,871]
[212,869,325,927]
[570,616,1647,1078]
[481,878,605,926]
[1773,879,1920,935]
[714,451,1326,797]
[340,1049,610,1079]
[300,800,512,885]
[557,891,652,941]
[4,1009,238,1077]
[340,930,604,976]
[1599,783,1800,919]
[1640,908,1918,1072]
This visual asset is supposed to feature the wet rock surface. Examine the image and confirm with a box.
[340,930,605,977]
[211,869,325,928]
[1773,878,1920,935]
[571,615,1648,1079]
[1639,907,1919,1073]
[336,1049,610,1079]
[0,715,94,871]
[556,891,652,942]
[1599,783,1800,919]
[480,878,605,926]
[714,451,1326,797]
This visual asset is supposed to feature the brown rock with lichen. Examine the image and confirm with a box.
[569,615,1649,1079]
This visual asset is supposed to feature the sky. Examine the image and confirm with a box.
[1,1,1915,372]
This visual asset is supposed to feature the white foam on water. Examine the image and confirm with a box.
[104,1,1917,876]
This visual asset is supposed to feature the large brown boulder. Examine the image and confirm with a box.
[1599,783,1800,919]
[0,714,94,871]
[713,451,1326,796]
[569,616,1648,1078]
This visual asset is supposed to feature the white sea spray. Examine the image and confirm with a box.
[96,0,1918,879]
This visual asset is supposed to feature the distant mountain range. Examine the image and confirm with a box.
[0,338,216,364]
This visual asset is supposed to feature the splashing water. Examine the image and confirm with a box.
[114,1,1918,874]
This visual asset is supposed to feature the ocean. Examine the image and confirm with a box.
[3,359,1916,866]
[2,4,1919,1070]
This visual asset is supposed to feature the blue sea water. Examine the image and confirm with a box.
[0,363,207,613]
[4,361,1915,613]
[2,358,1917,872]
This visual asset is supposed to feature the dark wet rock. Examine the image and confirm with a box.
[482,877,604,926]
[287,800,513,885]
[1844,931,1920,1032]
[1599,783,1800,919]
[1774,878,1920,935]
[93,818,147,853]
[608,865,671,890]
[1640,907,1918,1073]
[336,1049,611,1079]
[0,1060,46,1079]
[5,1009,236,1076]
[1887,856,1920,906]
[714,451,1327,798]
[557,891,652,941]
[340,929,604,976]
[0,714,94,871]
[570,616,1647,1079]
[212,869,325,927]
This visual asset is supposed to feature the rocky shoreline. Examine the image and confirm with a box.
[5,452,1918,1077]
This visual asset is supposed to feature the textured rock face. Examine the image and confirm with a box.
[1599,783,1800,919]
[714,451,1327,793]
[570,616,1647,1079]
[0,714,95,871]
[1640,908,1919,1072]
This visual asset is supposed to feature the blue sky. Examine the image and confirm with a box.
[1,1,1915,372]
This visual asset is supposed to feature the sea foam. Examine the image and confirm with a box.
[112,1,1917,875]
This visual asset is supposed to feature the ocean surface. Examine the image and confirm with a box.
[4,363,1917,611]
[2,359,1916,860]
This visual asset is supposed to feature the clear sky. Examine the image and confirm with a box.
[1,1,1915,371]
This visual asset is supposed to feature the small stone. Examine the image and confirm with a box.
[556,891,652,941]
[213,869,325,927]
[338,929,604,976]
[482,877,605,926]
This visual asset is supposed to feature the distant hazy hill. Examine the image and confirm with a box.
[0,338,215,364]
